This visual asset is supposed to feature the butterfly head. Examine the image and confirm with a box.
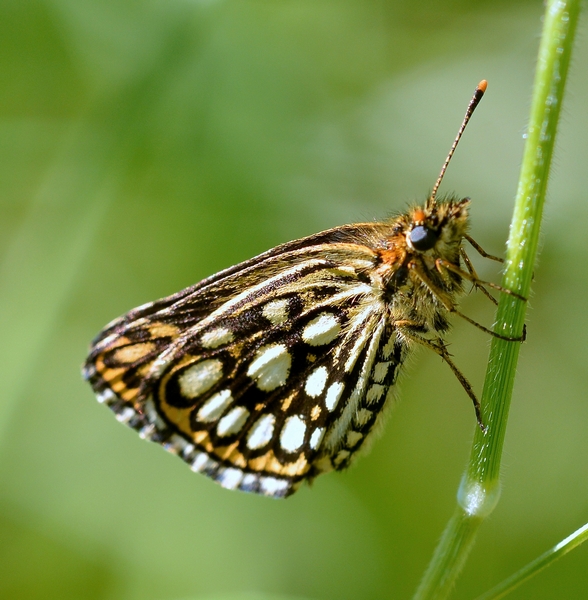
[405,197,470,256]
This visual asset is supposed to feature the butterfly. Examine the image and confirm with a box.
[83,80,523,498]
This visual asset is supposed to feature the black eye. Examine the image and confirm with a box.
[409,225,438,251]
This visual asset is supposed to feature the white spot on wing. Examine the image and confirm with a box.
[355,408,372,426]
[247,344,291,391]
[280,415,306,452]
[197,389,233,422]
[96,389,115,404]
[116,407,135,423]
[180,442,195,458]
[217,406,249,436]
[302,313,341,346]
[191,452,213,472]
[366,384,385,404]
[201,327,234,349]
[178,359,223,399]
[346,431,362,447]
[262,299,289,325]
[309,427,324,450]
[373,361,391,383]
[144,397,165,429]
[139,424,156,440]
[247,414,276,449]
[218,468,244,490]
[168,434,191,454]
[333,450,350,467]
[381,335,396,359]
[343,306,377,372]
[241,474,257,489]
[325,382,344,411]
[305,366,328,398]
[260,476,289,496]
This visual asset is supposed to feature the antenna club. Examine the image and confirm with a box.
[478,80,488,93]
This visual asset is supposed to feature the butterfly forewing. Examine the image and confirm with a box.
[84,224,408,497]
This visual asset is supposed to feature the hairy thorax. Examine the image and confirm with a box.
[370,197,471,336]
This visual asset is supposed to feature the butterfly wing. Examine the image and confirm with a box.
[84,223,406,497]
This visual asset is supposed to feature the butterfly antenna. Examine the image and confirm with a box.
[429,80,487,205]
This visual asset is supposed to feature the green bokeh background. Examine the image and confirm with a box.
[1,1,587,599]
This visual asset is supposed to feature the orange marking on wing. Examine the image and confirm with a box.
[159,402,196,438]
[95,357,125,383]
[137,362,153,377]
[215,441,239,460]
[156,353,206,434]
[110,379,127,393]
[218,445,247,468]
[148,322,180,338]
[114,342,156,364]
[248,450,275,472]
[227,449,247,469]
[280,454,309,477]
[187,430,248,469]
[281,391,296,411]
[120,388,140,402]
[248,450,309,477]
[194,430,209,444]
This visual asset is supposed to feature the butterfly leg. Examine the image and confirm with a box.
[409,261,525,342]
[435,257,527,302]
[435,258,527,342]
[460,248,498,306]
[464,234,536,283]
[463,234,504,263]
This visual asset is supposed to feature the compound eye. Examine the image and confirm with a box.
[409,225,438,251]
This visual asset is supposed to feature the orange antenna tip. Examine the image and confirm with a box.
[429,80,487,203]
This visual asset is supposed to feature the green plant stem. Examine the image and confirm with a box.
[474,523,588,600]
[413,1,581,598]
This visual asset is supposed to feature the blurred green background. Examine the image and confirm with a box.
[1,1,588,599]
